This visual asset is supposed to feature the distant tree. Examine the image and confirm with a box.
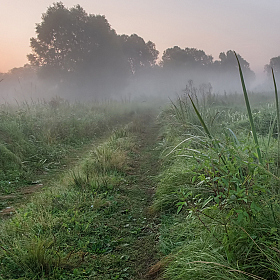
[27,2,129,96]
[216,50,255,83]
[218,50,249,71]
[119,34,159,74]
[265,56,280,75]
[161,46,213,69]
[157,47,255,93]
[8,64,37,79]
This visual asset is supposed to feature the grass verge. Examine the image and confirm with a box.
[153,81,280,279]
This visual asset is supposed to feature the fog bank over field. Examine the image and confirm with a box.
[0,2,279,104]
[0,63,273,105]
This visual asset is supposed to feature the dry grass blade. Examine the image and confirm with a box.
[165,136,201,157]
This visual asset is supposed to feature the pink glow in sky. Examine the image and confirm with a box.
[1,0,280,76]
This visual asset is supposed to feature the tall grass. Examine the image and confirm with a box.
[272,67,280,174]
[154,56,280,279]
[234,51,262,164]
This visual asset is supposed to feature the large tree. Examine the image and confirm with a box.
[27,2,128,96]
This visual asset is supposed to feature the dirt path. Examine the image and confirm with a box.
[86,113,162,279]
[0,131,120,218]
[127,116,161,279]
[0,112,163,279]
[0,144,91,217]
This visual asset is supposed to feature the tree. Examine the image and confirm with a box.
[161,46,213,70]
[218,50,249,71]
[8,64,36,78]
[119,34,159,74]
[157,47,256,93]
[265,56,280,76]
[216,50,255,85]
[28,2,129,97]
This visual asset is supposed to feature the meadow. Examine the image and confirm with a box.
[153,63,280,279]
[1,65,280,279]
[0,98,162,279]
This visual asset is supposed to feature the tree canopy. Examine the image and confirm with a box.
[265,56,280,76]
[160,47,254,76]
[26,2,259,98]
[217,51,252,73]
[119,34,159,74]
[161,46,213,70]
[27,2,161,97]
[28,2,127,94]
[159,47,255,91]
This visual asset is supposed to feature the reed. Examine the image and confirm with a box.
[234,51,262,164]
[272,67,280,173]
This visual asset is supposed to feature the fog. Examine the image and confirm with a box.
[0,63,275,105]
[0,3,278,104]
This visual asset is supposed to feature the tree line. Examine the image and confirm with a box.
[2,2,280,99]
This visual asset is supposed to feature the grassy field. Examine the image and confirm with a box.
[153,70,280,279]
[0,98,148,208]
[0,99,163,279]
[1,75,280,279]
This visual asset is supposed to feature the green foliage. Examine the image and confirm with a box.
[0,100,142,195]
[0,144,22,171]
[155,74,280,278]
[70,127,132,193]
[235,51,262,164]
[164,238,248,280]
[153,159,194,213]
[0,107,160,279]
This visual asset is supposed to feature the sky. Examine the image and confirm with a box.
[1,0,280,77]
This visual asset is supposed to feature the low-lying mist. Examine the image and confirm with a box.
[0,3,278,105]
[0,64,274,105]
